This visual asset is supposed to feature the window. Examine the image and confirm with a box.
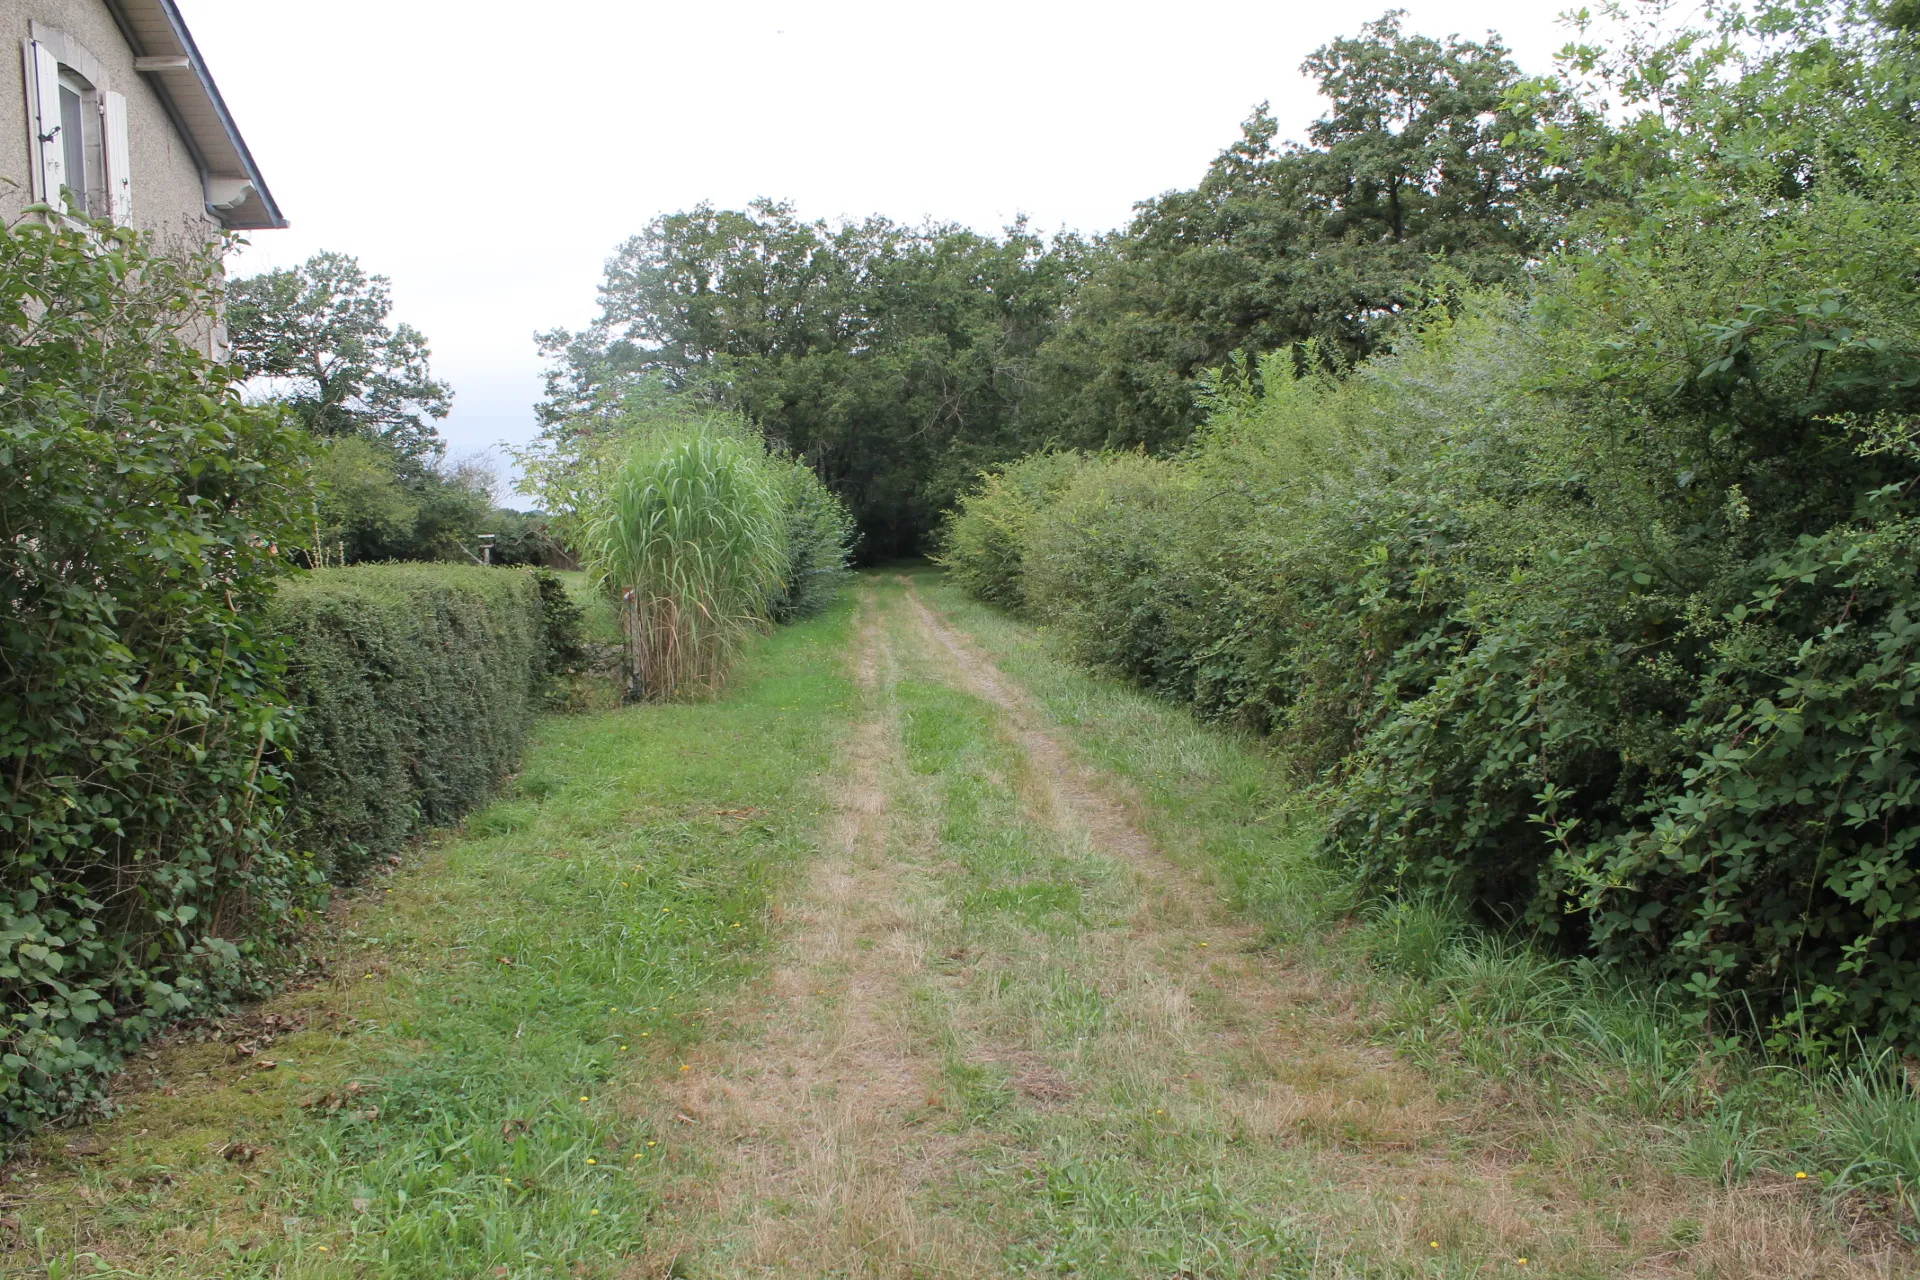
[24,32,130,224]
[56,72,95,217]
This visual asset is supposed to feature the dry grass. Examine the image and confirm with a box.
[634,591,998,1277]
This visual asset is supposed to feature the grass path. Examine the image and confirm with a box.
[0,572,1907,1277]
[639,582,990,1270]
[640,574,1900,1278]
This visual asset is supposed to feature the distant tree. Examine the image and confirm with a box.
[229,251,494,565]
[537,13,1580,545]
[537,201,1078,555]
[310,435,418,560]
[305,436,494,565]
[1029,12,1578,450]
[228,251,453,463]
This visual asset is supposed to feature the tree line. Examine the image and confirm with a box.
[225,252,553,567]
[530,11,1580,555]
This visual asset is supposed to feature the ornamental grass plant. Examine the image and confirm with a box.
[587,435,789,701]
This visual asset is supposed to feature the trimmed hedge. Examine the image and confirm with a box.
[0,215,578,1132]
[272,565,562,885]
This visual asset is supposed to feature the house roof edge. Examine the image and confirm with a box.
[102,0,286,230]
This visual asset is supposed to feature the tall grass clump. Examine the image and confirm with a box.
[517,378,855,689]
[587,434,788,700]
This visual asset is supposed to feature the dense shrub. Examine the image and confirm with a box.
[307,435,501,566]
[0,219,313,1128]
[936,451,1089,610]
[956,235,1920,1049]
[768,454,857,623]
[943,3,1920,1051]
[271,566,552,884]
[532,567,589,692]
[485,508,567,568]
[1021,454,1197,694]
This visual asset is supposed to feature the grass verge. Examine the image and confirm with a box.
[0,598,855,1279]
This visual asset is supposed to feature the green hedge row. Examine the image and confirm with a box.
[273,565,577,885]
[0,220,315,1130]
[940,174,1920,1054]
[0,215,584,1133]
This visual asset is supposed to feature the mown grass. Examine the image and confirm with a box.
[886,609,1321,1278]
[908,567,1920,1248]
[13,569,1915,1276]
[0,597,855,1279]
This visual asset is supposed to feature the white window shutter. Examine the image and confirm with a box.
[26,41,65,207]
[102,91,131,225]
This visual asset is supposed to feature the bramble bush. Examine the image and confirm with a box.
[0,218,311,1128]
[942,4,1920,1052]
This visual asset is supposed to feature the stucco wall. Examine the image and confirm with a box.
[0,0,215,246]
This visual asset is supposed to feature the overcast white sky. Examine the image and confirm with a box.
[176,0,1580,492]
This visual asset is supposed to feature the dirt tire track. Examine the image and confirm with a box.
[629,577,1901,1280]
[640,588,992,1278]
[901,576,1215,915]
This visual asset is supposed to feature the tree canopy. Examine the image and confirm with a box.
[1028,13,1573,451]
[538,203,1076,555]
[228,251,453,464]
[532,11,1602,551]
[230,251,542,566]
